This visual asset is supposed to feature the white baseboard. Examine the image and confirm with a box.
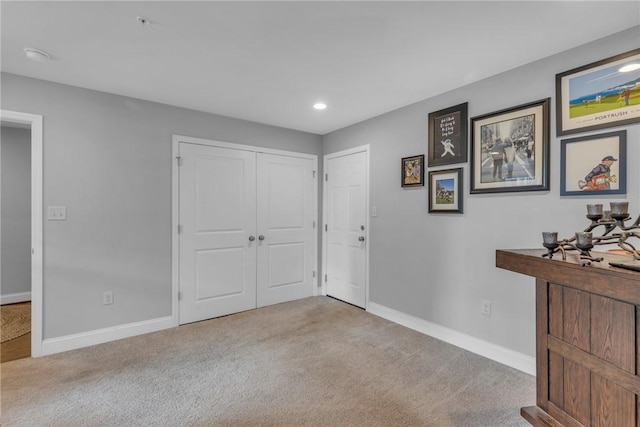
[41,316,175,356]
[367,301,535,376]
[1,291,31,305]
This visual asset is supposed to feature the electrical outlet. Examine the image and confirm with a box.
[481,300,491,316]
[47,206,67,221]
[103,291,114,305]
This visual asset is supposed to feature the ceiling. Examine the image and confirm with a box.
[2,1,639,135]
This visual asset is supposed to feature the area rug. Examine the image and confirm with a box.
[1,302,31,343]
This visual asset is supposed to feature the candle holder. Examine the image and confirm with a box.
[586,204,603,221]
[575,231,593,250]
[574,231,602,265]
[542,232,560,259]
[610,201,630,221]
[542,202,640,265]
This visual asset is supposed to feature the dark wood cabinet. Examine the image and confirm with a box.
[496,249,640,427]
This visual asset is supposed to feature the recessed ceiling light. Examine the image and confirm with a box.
[619,63,640,72]
[313,103,327,110]
[23,47,51,62]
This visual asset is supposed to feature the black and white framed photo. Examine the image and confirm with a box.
[428,102,468,167]
[560,130,626,196]
[428,168,463,213]
[470,98,550,194]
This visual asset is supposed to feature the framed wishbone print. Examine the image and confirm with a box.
[470,98,550,194]
[428,168,463,213]
[401,154,424,187]
[556,48,640,136]
[560,130,626,196]
[428,102,468,167]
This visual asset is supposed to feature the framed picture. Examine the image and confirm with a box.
[401,155,424,187]
[560,130,626,196]
[470,98,550,194]
[556,48,640,136]
[428,102,468,166]
[428,168,463,213]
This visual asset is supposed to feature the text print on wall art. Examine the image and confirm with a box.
[556,48,640,136]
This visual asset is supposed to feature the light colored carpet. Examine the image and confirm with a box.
[0,302,30,343]
[0,296,534,426]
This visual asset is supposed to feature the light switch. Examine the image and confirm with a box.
[47,206,67,221]
[371,206,378,217]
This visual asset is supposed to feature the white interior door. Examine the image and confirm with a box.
[325,150,368,308]
[179,143,257,324]
[256,154,316,307]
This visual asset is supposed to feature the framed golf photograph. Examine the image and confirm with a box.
[428,168,463,213]
[556,48,640,136]
[428,102,468,167]
[470,98,550,194]
[401,154,424,187]
[560,130,626,196]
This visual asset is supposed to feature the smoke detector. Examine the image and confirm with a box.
[23,47,51,62]
[136,16,151,27]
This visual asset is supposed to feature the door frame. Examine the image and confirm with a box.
[0,110,44,357]
[321,145,370,308]
[171,134,319,325]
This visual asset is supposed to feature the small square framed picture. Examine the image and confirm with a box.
[401,155,425,187]
[428,168,463,213]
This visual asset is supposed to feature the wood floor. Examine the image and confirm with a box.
[1,332,31,363]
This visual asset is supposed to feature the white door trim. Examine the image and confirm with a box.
[322,144,370,308]
[1,110,44,357]
[174,134,317,160]
[172,135,319,325]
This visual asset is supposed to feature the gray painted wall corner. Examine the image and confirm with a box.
[322,26,640,357]
[1,73,322,339]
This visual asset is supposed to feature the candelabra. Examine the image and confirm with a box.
[542,202,640,266]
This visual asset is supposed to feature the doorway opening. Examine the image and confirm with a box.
[0,110,44,360]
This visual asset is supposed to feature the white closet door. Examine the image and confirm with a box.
[179,143,257,324]
[325,151,368,308]
[256,153,315,307]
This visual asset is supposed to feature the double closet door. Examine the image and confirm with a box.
[178,141,316,325]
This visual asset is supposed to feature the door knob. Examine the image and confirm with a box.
[358,236,365,242]
[249,236,255,241]
[258,235,265,241]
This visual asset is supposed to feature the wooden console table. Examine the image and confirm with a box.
[496,249,640,427]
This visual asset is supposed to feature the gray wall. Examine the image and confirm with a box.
[0,73,323,339]
[1,27,638,357]
[1,126,32,298]
[323,27,640,357]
